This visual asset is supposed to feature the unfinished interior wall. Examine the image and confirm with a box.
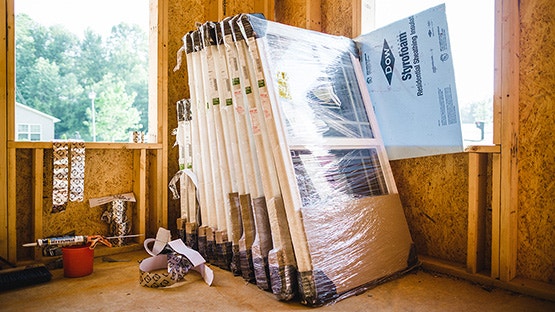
[15,148,139,261]
[390,154,469,264]
[321,0,354,36]
[517,0,555,284]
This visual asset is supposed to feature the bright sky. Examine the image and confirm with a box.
[374,0,495,106]
[15,0,149,38]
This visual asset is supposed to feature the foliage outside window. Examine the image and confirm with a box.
[14,2,149,142]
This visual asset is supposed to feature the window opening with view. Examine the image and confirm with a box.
[365,0,494,146]
[14,0,150,142]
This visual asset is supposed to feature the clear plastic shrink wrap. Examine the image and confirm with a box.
[176,13,418,307]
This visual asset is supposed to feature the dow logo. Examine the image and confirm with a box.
[380,39,395,85]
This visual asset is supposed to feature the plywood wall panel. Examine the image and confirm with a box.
[275,0,308,28]
[517,0,555,284]
[390,153,469,265]
[15,149,33,261]
[224,0,255,18]
[321,0,353,37]
[41,149,134,238]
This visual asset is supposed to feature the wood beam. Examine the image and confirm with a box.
[306,0,321,31]
[206,0,224,22]
[496,0,519,282]
[254,0,275,21]
[133,149,147,244]
[32,149,44,261]
[0,0,10,259]
[467,152,488,274]
[7,147,16,263]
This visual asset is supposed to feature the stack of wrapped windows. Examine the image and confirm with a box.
[173,12,422,307]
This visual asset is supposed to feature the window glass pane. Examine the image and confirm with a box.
[30,124,41,132]
[30,133,41,141]
[18,124,28,132]
[373,0,494,146]
[292,148,387,207]
[18,133,29,140]
[258,22,374,143]
[14,0,150,142]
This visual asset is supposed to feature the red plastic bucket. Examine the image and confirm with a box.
[62,244,94,277]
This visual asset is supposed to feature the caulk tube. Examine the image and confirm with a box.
[35,235,87,247]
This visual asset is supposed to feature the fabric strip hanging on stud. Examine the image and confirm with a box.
[69,141,86,202]
[52,141,70,213]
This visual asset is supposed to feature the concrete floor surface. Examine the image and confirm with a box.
[1,250,554,311]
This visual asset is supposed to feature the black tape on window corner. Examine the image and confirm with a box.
[239,248,256,283]
[298,270,338,307]
[231,244,241,276]
[252,250,270,290]
[269,263,297,301]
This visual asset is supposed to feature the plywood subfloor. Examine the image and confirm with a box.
[1,250,553,311]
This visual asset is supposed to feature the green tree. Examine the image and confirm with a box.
[106,23,149,131]
[87,74,141,142]
[15,14,149,141]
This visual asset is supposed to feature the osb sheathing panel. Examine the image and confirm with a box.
[44,150,134,237]
[390,153,468,265]
[15,149,33,260]
[275,0,308,28]
[15,149,137,260]
[224,0,255,18]
[517,0,555,284]
[321,0,354,37]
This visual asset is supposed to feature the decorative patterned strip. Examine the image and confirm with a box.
[52,141,69,213]
[69,141,85,202]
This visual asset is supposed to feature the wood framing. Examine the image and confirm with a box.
[133,149,147,244]
[155,0,169,230]
[467,152,488,274]
[495,0,519,282]
[254,0,275,21]
[32,149,44,261]
[206,0,224,22]
[0,0,9,259]
[306,0,321,31]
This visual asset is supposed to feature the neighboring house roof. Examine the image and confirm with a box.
[16,102,61,123]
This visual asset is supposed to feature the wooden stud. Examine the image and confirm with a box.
[491,0,503,280]
[497,0,519,282]
[467,152,488,274]
[352,0,362,37]
[491,153,501,278]
[206,0,224,22]
[7,147,16,263]
[32,149,44,261]
[306,0,321,31]
[156,0,169,230]
[254,0,275,21]
[465,144,501,154]
[133,149,147,244]
[0,0,9,259]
